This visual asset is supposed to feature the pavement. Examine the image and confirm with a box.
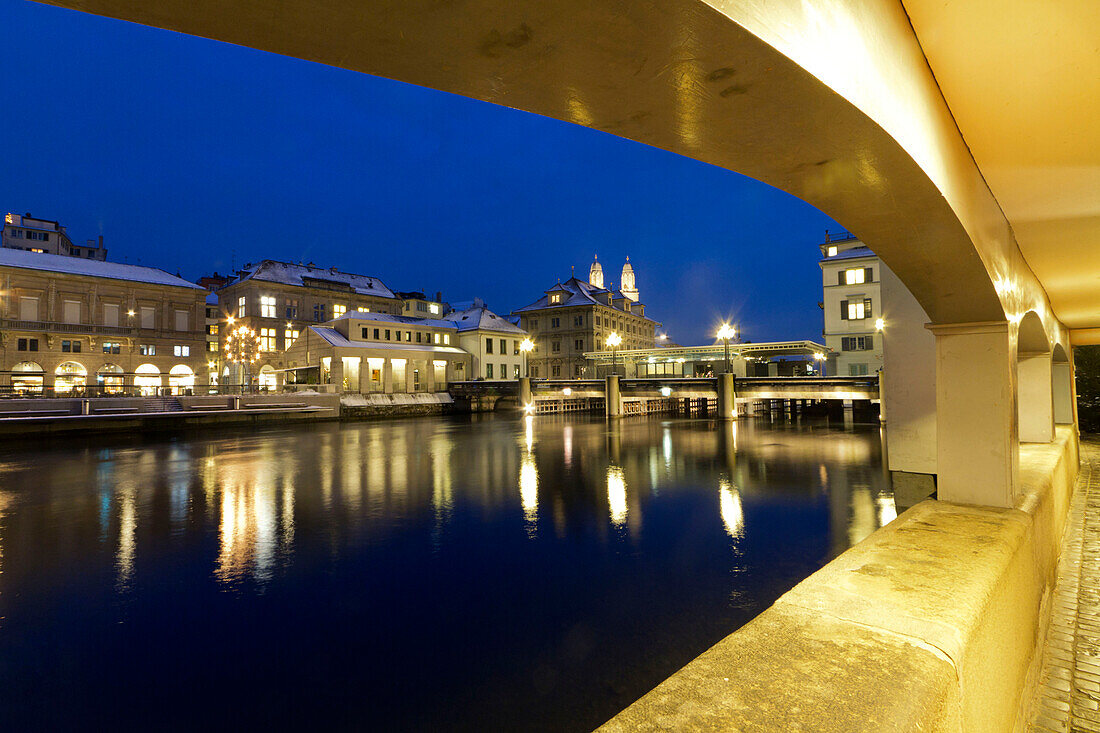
[1027,437,1100,733]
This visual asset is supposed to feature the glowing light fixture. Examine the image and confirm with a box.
[875,318,885,331]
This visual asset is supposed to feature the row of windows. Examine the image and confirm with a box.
[12,297,193,330]
[526,313,649,336]
[837,267,874,286]
[237,295,389,321]
[484,338,521,355]
[360,327,450,346]
[484,363,521,379]
[7,229,50,241]
[527,364,584,378]
[17,340,193,356]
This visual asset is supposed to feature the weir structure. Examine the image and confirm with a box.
[35,1,1099,729]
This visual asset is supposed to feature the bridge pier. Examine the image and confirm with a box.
[716,373,735,421]
[605,375,621,419]
[519,377,532,409]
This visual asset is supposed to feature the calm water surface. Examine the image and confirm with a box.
[0,414,894,731]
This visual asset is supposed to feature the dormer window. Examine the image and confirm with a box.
[549,293,562,305]
[827,246,838,257]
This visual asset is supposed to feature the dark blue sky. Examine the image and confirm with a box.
[1,0,839,345]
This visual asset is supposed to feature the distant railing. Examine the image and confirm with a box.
[0,384,276,399]
[823,230,858,243]
[0,318,202,339]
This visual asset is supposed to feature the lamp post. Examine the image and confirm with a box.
[716,323,737,374]
[225,324,262,393]
[813,352,826,376]
[606,332,622,376]
[519,337,534,377]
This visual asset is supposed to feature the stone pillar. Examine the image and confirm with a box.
[445,360,455,387]
[519,377,532,407]
[425,359,436,393]
[406,360,416,393]
[359,358,370,394]
[383,359,393,394]
[605,375,622,418]
[716,372,735,420]
[1017,352,1054,442]
[330,356,345,393]
[929,321,1017,507]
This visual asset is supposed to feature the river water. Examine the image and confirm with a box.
[0,414,894,731]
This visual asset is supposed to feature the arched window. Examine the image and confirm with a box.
[169,364,195,395]
[11,361,44,394]
[258,364,277,391]
[54,361,88,394]
[134,363,161,396]
[97,363,124,394]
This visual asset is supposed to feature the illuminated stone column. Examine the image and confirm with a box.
[930,321,1017,507]
[330,356,344,393]
[605,375,621,418]
[382,359,393,394]
[519,377,532,407]
[716,373,735,420]
[425,359,436,393]
[1053,360,1074,425]
[1017,352,1054,442]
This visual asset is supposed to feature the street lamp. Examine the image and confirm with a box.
[606,332,622,376]
[875,317,885,331]
[519,337,534,377]
[225,324,262,393]
[717,323,737,373]
[813,352,827,376]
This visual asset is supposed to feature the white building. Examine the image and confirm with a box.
[3,213,108,261]
[449,299,527,380]
[819,232,885,376]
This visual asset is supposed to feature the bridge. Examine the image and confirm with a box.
[449,375,878,417]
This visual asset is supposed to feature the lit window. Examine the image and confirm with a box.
[173,345,191,357]
[443,334,450,345]
[848,301,866,320]
[259,328,276,352]
[237,296,246,318]
[549,294,561,304]
[844,268,865,285]
[434,333,440,344]
[140,344,156,356]
[285,328,300,345]
[260,296,276,318]
[827,246,838,257]
[429,303,440,315]
[333,304,347,318]
[208,342,218,352]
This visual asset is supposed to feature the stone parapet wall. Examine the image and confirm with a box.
[600,427,1080,732]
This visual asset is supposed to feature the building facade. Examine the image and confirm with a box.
[282,311,469,393]
[396,291,446,320]
[513,258,659,379]
[449,300,527,380]
[819,232,884,376]
[212,260,402,387]
[3,213,107,261]
[0,248,207,394]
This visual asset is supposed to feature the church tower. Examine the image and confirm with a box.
[621,257,639,302]
[588,254,604,289]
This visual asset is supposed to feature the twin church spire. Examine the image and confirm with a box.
[588,254,639,302]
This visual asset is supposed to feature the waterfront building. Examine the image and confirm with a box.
[0,247,206,394]
[448,299,527,380]
[513,257,659,379]
[212,260,402,388]
[3,212,107,261]
[203,292,221,385]
[819,231,886,376]
[281,310,469,392]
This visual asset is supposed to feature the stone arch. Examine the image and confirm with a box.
[97,363,125,394]
[134,363,162,396]
[169,364,196,395]
[11,361,44,394]
[1052,343,1074,426]
[54,361,88,394]
[1016,311,1054,443]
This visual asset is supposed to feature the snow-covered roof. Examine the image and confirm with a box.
[513,276,657,322]
[309,326,466,354]
[0,247,204,289]
[330,310,458,329]
[230,259,397,299]
[448,305,526,334]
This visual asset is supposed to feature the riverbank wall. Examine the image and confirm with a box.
[599,427,1080,732]
[339,393,459,420]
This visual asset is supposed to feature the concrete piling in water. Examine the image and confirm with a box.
[717,373,736,421]
[605,375,622,418]
[519,377,532,410]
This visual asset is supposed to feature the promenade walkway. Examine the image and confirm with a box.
[1028,438,1100,732]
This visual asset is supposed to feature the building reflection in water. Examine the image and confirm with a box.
[607,465,627,527]
[116,484,136,592]
[215,457,295,586]
[718,477,744,539]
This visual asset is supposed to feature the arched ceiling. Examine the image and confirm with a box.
[902,0,1100,335]
[36,0,1087,344]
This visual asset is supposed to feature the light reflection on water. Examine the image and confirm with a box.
[0,415,894,731]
